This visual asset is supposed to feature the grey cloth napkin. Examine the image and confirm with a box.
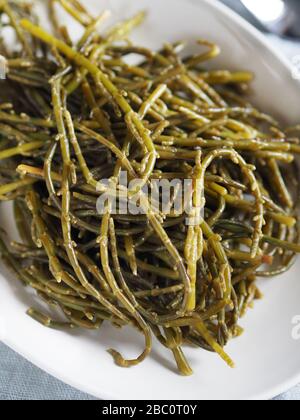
[0,342,95,400]
[1,0,300,401]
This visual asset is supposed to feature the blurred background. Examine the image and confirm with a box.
[220,0,300,59]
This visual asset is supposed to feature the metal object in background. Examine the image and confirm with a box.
[222,0,300,39]
[241,0,300,38]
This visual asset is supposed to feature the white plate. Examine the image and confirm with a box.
[1,0,300,401]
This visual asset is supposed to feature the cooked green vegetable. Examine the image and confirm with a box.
[0,0,300,376]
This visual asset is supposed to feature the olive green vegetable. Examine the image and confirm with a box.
[0,0,300,376]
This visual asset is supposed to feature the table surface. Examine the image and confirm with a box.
[1,0,300,401]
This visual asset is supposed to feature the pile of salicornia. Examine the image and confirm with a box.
[1,0,300,375]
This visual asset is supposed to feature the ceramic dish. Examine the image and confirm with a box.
[1,0,300,400]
